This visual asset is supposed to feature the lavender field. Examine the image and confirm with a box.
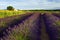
[0,12,60,40]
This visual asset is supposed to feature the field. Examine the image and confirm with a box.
[0,10,27,18]
[0,10,60,40]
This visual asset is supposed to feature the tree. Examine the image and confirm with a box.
[7,6,14,10]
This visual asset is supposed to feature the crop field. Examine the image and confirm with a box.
[0,10,60,40]
[0,10,28,18]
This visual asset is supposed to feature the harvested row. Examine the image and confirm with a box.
[0,13,33,39]
[43,13,60,40]
[1,13,41,40]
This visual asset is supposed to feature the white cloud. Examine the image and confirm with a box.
[0,0,60,9]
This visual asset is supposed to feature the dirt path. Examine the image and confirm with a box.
[40,15,49,40]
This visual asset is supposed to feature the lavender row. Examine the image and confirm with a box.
[1,13,41,40]
[0,13,33,29]
[43,13,60,40]
[0,13,33,40]
[52,13,60,18]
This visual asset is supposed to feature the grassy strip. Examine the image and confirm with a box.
[0,10,27,18]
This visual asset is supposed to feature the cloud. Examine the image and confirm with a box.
[48,0,60,3]
[0,0,60,9]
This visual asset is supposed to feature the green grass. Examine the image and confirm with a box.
[0,10,27,18]
[56,21,60,26]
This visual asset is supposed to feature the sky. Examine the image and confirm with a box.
[0,0,60,10]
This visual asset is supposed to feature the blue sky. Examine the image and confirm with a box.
[0,0,60,10]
